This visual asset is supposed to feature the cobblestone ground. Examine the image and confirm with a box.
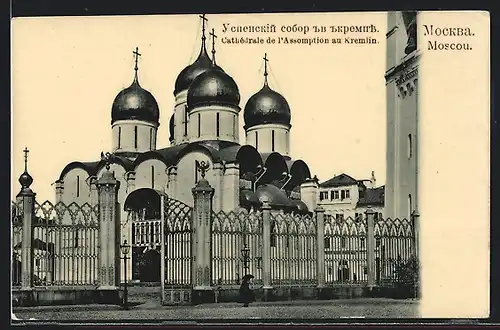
[12,298,419,322]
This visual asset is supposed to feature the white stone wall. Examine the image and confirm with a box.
[245,123,290,157]
[60,168,91,208]
[111,119,158,153]
[134,159,168,192]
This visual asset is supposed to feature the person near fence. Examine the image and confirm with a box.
[239,274,255,307]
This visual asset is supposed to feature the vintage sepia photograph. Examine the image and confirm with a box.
[10,10,489,323]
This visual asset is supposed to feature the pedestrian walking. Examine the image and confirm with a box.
[239,274,255,307]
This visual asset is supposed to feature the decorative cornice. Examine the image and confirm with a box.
[385,51,420,82]
[395,67,418,86]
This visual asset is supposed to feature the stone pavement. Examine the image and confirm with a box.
[12,298,420,322]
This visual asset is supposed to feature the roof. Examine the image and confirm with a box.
[14,238,55,253]
[357,185,385,207]
[319,173,358,188]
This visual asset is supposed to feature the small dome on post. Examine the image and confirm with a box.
[17,147,34,195]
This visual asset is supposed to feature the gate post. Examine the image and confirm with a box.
[366,209,376,290]
[315,206,325,298]
[18,170,35,291]
[191,169,215,304]
[261,197,272,301]
[96,166,121,291]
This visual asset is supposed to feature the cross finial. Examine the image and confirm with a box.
[23,147,29,172]
[263,53,269,86]
[209,28,217,65]
[133,47,141,82]
[200,14,208,42]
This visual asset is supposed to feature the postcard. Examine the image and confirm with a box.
[11,11,490,323]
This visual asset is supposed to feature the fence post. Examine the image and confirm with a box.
[365,209,376,290]
[315,206,325,298]
[96,166,120,290]
[261,197,272,301]
[191,171,215,304]
[18,170,35,291]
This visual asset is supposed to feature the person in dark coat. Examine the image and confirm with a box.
[239,274,255,307]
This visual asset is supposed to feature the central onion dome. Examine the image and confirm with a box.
[111,75,159,125]
[244,57,291,129]
[187,66,240,109]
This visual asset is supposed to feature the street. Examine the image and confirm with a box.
[12,298,419,321]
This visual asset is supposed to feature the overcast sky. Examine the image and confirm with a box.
[12,12,387,202]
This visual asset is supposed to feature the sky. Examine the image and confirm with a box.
[12,12,387,202]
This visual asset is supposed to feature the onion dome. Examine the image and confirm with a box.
[244,54,291,129]
[19,171,33,188]
[255,184,292,207]
[111,48,159,125]
[187,67,240,109]
[169,114,174,142]
[174,16,224,95]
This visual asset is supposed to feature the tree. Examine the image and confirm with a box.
[393,256,419,298]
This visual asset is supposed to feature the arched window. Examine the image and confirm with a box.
[118,127,121,149]
[197,113,201,138]
[271,130,275,151]
[151,166,155,188]
[184,106,188,136]
[216,112,220,138]
[134,126,138,149]
[408,194,413,220]
[76,175,80,198]
[255,131,258,150]
[408,134,413,159]
[150,128,153,149]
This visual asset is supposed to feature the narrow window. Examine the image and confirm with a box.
[346,190,350,199]
[216,112,220,138]
[341,190,346,200]
[271,130,275,151]
[408,134,413,159]
[75,231,79,248]
[408,194,412,219]
[194,161,198,183]
[118,127,121,149]
[255,131,258,150]
[150,128,153,149]
[151,166,155,188]
[233,115,236,137]
[134,126,138,149]
[198,113,201,138]
[330,191,334,200]
[324,237,331,249]
[76,175,80,197]
[184,106,188,136]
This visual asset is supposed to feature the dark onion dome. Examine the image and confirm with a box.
[174,30,224,95]
[187,66,241,109]
[18,171,33,188]
[169,114,174,142]
[111,77,160,125]
[244,83,291,129]
[255,184,292,208]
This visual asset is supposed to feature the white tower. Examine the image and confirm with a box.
[385,11,419,220]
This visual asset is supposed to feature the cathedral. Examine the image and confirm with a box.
[54,15,316,282]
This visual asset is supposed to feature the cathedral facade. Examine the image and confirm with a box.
[54,16,315,282]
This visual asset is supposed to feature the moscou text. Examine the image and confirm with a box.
[423,24,475,51]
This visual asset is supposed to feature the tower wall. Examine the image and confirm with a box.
[385,12,419,220]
